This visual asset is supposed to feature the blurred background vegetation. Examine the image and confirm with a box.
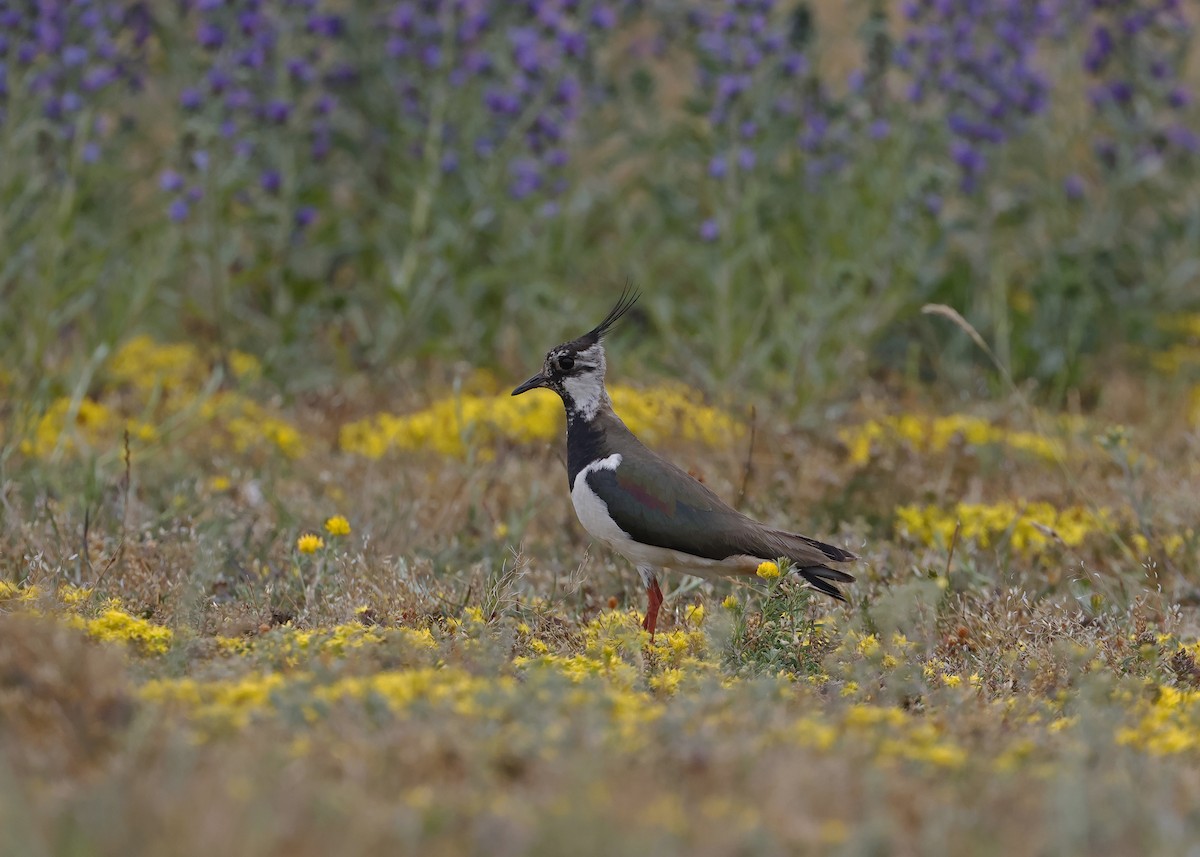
[2,0,1196,412]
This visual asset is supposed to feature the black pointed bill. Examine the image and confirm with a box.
[512,373,549,396]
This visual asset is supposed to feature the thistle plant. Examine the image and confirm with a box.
[160,0,353,226]
[896,0,1053,193]
[1082,0,1195,174]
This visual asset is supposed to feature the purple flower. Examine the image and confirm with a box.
[295,206,317,229]
[737,147,756,170]
[315,94,337,116]
[591,5,616,30]
[1063,174,1086,200]
[509,158,542,199]
[1084,25,1113,74]
[264,100,291,124]
[62,45,88,67]
[169,199,190,222]
[181,88,203,111]
[197,23,225,51]
[260,170,282,194]
[287,58,314,84]
[307,15,344,38]
[708,155,728,179]
[207,68,231,94]
[699,219,720,242]
[1165,124,1199,154]
[159,170,185,192]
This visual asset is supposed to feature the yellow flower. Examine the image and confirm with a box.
[722,594,740,610]
[856,634,880,657]
[756,561,780,580]
[297,533,324,553]
[324,515,351,537]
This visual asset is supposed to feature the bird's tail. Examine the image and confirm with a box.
[797,565,855,601]
[761,530,857,601]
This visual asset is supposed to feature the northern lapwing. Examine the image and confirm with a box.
[512,290,856,638]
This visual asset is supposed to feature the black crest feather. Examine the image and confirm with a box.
[585,284,640,344]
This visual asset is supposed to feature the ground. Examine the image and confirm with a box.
[3,332,1200,856]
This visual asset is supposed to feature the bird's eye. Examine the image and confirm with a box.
[556,355,575,371]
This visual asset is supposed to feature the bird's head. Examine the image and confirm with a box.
[511,288,640,421]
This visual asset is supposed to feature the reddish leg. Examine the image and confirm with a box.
[641,575,664,641]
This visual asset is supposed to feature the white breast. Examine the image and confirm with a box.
[571,454,630,546]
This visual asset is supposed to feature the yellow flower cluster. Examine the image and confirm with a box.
[72,607,174,655]
[19,397,157,459]
[140,672,291,729]
[895,501,1111,555]
[1149,314,1200,378]
[17,337,301,461]
[108,334,261,393]
[2,585,172,655]
[198,392,306,458]
[1149,345,1200,376]
[324,515,352,536]
[1116,685,1200,755]
[1130,531,1192,559]
[216,623,435,660]
[785,702,966,768]
[839,414,1064,467]
[0,581,40,601]
[1159,313,1200,339]
[515,608,713,705]
[339,384,742,459]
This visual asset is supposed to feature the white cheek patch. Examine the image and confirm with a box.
[562,371,606,420]
[560,343,609,420]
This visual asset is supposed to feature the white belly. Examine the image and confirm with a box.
[570,454,761,578]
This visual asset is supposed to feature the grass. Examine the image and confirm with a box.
[2,7,1199,851]
[2,332,1200,856]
